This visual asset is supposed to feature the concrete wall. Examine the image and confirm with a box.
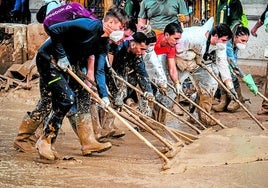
[238,2,268,76]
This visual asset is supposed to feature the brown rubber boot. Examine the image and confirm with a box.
[171,96,184,116]
[35,124,58,160]
[91,105,115,140]
[227,86,243,112]
[212,94,228,112]
[197,93,217,126]
[67,114,78,136]
[153,105,167,124]
[76,113,112,156]
[103,111,125,139]
[13,114,41,153]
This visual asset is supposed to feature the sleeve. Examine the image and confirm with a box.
[226,41,238,68]
[138,1,146,19]
[178,0,189,15]
[216,45,232,82]
[135,59,153,93]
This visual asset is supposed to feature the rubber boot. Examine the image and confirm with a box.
[227,86,243,112]
[35,111,60,160]
[91,104,115,140]
[212,94,228,112]
[105,112,125,139]
[197,93,217,126]
[153,104,167,124]
[13,113,41,153]
[67,114,78,136]
[171,96,184,116]
[76,113,112,156]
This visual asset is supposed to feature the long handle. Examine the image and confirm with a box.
[66,68,172,169]
[198,63,266,130]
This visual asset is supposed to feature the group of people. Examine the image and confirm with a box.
[13,0,268,161]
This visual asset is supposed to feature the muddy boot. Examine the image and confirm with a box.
[91,104,115,140]
[153,105,167,124]
[67,113,78,136]
[77,113,112,156]
[197,93,217,126]
[212,94,228,112]
[227,86,243,112]
[35,110,61,160]
[171,96,184,116]
[100,109,125,139]
[13,113,41,153]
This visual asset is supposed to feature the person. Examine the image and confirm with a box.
[251,5,268,115]
[137,0,189,34]
[212,25,257,112]
[175,18,235,126]
[92,17,137,140]
[137,0,189,117]
[10,0,31,24]
[13,6,129,160]
[108,32,155,117]
[216,0,245,29]
[250,4,268,37]
[153,22,183,123]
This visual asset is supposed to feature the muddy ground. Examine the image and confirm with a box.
[0,77,268,188]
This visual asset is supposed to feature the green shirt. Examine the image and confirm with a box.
[138,0,189,31]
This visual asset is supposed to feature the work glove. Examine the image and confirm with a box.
[102,96,110,107]
[144,92,155,102]
[174,81,183,94]
[114,93,124,107]
[57,56,71,72]
[225,80,238,99]
[178,14,186,23]
[242,74,258,95]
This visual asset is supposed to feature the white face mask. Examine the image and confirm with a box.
[109,30,124,43]
[236,43,246,50]
[215,43,226,50]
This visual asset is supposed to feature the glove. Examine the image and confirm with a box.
[178,14,186,23]
[57,56,71,72]
[144,92,155,102]
[242,74,258,95]
[174,81,183,94]
[225,80,238,99]
[102,97,110,107]
[114,93,124,107]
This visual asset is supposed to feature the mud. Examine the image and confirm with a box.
[0,80,268,187]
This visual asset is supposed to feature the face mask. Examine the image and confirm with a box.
[109,30,124,43]
[236,43,246,50]
[216,43,226,50]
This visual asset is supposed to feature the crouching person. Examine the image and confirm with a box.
[107,32,155,117]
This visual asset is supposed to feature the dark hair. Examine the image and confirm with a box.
[210,23,233,40]
[235,25,250,36]
[126,16,137,33]
[132,32,148,44]
[104,5,129,26]
[36,4,49,23]
[164,22,183,35]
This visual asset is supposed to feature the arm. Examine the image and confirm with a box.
[135,58,153,93]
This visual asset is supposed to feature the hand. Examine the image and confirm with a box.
[178,14,186,23]
[242,74,258,95]
[57,56,71,72]
[174,81,183,94]
[144,92,155,102]
[102,97,110,107]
